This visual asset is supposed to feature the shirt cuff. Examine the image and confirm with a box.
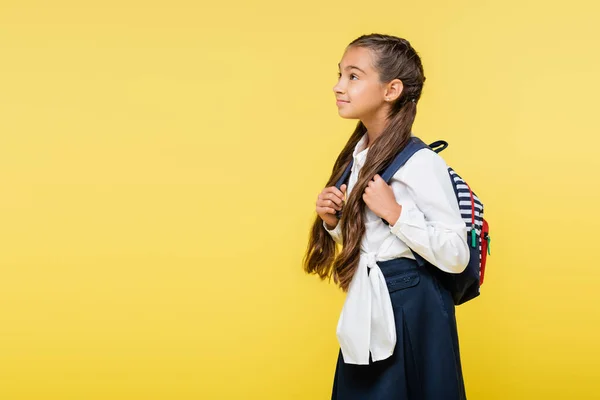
[323,220,343,245]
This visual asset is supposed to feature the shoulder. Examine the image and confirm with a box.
[390,145,460,212]
[393,147,449,182]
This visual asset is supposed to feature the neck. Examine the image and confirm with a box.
[361,108,390,147]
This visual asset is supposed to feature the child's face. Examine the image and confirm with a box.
[333,46,390,121]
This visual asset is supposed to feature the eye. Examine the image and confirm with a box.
[337,72,358,80]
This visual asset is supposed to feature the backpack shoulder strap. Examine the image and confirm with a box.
[334,137,446,188]
[334,159,353,190]
[380,136,429,183]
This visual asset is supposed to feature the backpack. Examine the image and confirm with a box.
[333,136,491,305]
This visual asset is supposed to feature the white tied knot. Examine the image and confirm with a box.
[336,251,397,365]
[365,251,377,268]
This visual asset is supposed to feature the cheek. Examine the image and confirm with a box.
[351,86,379,106]
[349,85,364,99]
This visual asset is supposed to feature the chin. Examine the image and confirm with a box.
[338,111,359,119]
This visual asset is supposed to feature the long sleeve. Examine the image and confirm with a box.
[389,149,469,274]
[323,220,343,245]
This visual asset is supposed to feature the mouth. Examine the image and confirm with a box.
[336,99,350,105]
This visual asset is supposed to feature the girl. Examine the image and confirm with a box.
[303,34,470,399]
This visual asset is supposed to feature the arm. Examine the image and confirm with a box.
[389,149,469,274]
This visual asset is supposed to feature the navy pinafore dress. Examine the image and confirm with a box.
[331,257,467,400]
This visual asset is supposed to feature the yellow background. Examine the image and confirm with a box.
[1,0,599,398]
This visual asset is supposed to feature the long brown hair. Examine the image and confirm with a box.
[303,33,426,291]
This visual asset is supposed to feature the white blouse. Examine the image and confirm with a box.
[323,133,470,365]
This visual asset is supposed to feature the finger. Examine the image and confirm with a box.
[324,189,345,206]
[322,198,342,210]
[317,206,337,215]
[327,192,344,206]
[340,185,347,200]
[326,186,344,199]
[317,196,342,210]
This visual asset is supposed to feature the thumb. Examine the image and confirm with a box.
[341,183,347,192]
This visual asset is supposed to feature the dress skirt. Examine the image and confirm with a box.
[331,257,467,400]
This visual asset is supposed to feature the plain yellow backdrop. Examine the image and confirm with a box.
[1,0,599,398]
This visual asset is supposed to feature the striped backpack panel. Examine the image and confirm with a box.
[446,167,491,303]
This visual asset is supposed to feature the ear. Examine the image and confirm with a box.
[384,79,404,101]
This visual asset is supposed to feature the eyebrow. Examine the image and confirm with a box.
[338,63,367,75]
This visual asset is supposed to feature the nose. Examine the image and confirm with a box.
[333,81,344,95]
